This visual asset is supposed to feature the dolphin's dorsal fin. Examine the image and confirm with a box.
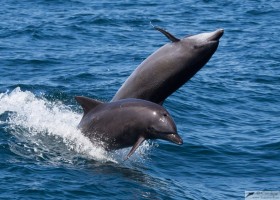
[124,136,145,160]
[151,24,180,42]
[75,96,103,116]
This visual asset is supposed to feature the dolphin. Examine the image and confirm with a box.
[75,96,183,160]
[112,26,224,104]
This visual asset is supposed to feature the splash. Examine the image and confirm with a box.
[0,87,153,165]
[0,87,115,163]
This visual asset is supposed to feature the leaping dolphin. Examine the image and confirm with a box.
[112,27,224,104]
[75,96,183,160]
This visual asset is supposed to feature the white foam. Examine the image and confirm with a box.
[0,87,153,165]
[0,87,115,163]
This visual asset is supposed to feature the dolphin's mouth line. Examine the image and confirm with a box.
[147,126,183,145]
[194,29,224,49]
[208,29,224,42]
[192,29,224,49]
[157,132,183,145]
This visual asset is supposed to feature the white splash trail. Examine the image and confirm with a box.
[0,87,115,163]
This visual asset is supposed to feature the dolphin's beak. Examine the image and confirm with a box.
[160,133,183,145]
[208,29,224,42]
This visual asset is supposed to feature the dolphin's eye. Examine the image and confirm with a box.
[163,113,167,117]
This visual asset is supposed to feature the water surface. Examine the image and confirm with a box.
[0,0,279,199]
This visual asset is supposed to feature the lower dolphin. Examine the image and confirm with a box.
[112,27,224,104]
[75,96,183,159]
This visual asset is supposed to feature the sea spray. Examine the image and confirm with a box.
[0,88,153,164]
[0,87,115,163]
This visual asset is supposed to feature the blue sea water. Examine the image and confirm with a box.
[0,0,279,199]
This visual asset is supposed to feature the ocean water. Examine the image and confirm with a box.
[0,0,279,199]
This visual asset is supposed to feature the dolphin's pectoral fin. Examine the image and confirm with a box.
[151,23,180,43]
[124,136,146,160]
[75,96,103,116]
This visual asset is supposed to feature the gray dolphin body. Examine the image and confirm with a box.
[112,27,224,104]
[75,96,183,159]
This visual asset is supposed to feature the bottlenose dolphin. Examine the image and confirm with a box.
[112,27,224,104]
[75,96,183,160]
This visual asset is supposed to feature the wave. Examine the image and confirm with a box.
[0,87,152,165]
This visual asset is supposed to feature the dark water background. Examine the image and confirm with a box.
[0,0,279,199]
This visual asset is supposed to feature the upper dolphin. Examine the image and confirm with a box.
[112,27,224,104]
[75,96,183,160]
